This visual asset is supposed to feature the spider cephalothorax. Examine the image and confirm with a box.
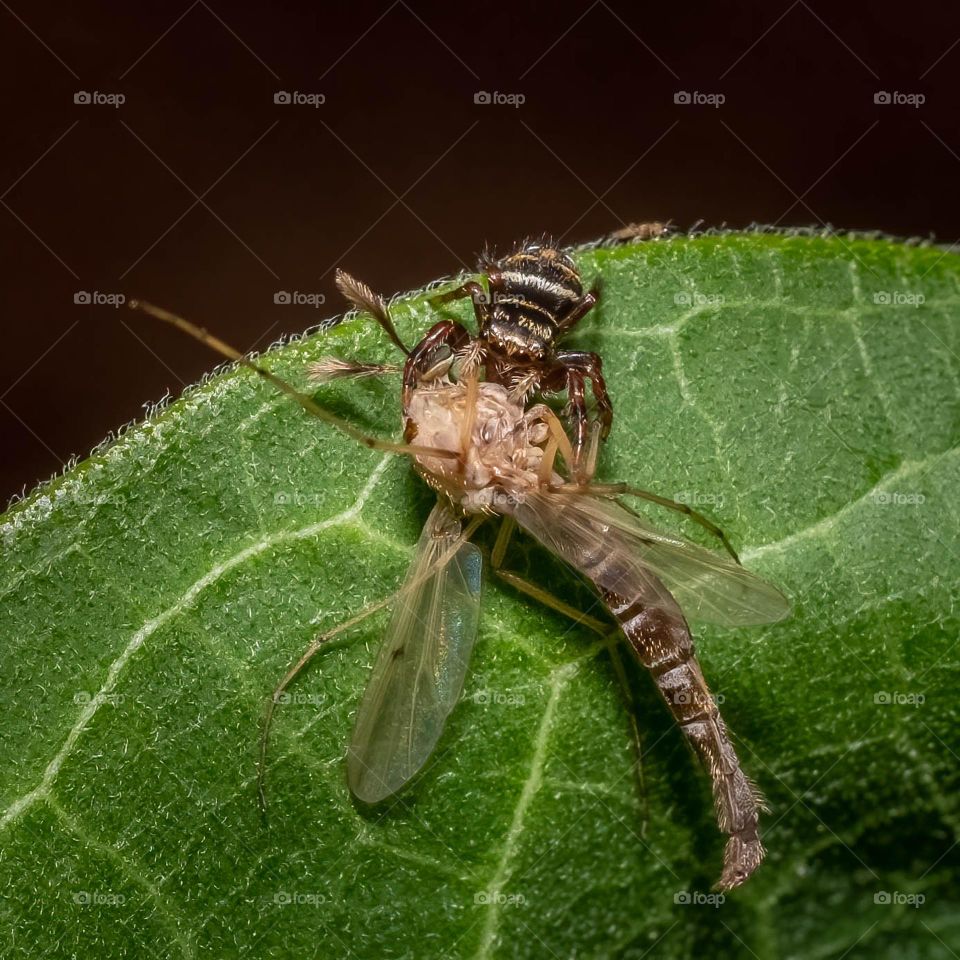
[410,238,612,465]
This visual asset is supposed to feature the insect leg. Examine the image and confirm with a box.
[258,591,400,815]
[602,589,765,889]
[606,642,650,835]
[582,420,603,483]
[526,405,576,481]
[490,518,647,810]
[489,518,610,635]
[260,513,486,812]
[129,300,457,462]
[553,481,741,564]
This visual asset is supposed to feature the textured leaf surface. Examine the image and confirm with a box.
[2,231,959,959]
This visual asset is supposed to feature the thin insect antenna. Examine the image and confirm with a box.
[128,299,456,462]
[335,269,410,355]
[307,357,401,382]
[257,512,485,815]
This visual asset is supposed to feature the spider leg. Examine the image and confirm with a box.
[428,280,486,310]
[555,350,613,441]
[544,353,611,480]
[401,320,473,407]
[556,280,601,335]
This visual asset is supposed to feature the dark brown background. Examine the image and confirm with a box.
[2,1,958,505]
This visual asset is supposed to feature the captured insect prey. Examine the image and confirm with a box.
[130,232,790,891]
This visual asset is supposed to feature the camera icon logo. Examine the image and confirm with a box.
[273,291,292,304]
[674,91,691,104]
[874,91,891,104]
[274,91,292,105]
[73,291,91,304]
[474,91,491,104]
[74,91,91,104]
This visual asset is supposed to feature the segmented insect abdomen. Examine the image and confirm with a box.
[507,493,769,888]
[600,584,766,889]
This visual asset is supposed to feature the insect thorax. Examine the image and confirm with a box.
[405,381,552,513]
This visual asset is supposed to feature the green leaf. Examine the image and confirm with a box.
[2,230,959,959]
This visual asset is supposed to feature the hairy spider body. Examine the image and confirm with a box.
[482,242,585,359]
[419,238,612,462]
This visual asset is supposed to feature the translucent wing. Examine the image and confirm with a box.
[509,491,790,627]
[347,501,482,804]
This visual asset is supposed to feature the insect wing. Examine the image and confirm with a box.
[510,492,790,627]
[347,502,482,804]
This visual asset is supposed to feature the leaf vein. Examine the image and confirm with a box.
[475,661,577,959]
[0,455,392,831]
[741,447,959,563]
